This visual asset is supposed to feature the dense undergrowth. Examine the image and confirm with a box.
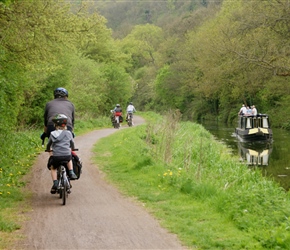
[94,112,290,249]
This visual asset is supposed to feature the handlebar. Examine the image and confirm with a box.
[45,149,79,152]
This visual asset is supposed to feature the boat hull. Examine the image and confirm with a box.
[235,127,273,142]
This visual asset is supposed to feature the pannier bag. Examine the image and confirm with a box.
[72,155,82,179]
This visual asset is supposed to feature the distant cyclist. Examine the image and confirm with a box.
[46,114,78,194]
[113,104,123,124]
[126,102,137,125]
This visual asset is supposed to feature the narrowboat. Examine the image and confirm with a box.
[235,114,273,142]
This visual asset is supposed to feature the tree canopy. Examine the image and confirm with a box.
[1,0,290,131]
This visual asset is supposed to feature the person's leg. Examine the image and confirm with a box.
[67,159,77,180]
[51,168,57,180]
[50,168,58,194]
[67,160,73,170]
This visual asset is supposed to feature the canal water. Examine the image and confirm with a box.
[199,120,290,191]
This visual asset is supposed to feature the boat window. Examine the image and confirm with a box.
[246,118,252,128]
[262,118,269,128]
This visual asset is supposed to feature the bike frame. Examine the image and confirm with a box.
[57,163,71,205]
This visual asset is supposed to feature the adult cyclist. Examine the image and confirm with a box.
[126,102,137,125]
[113,104,123,125]
[42,87,75,138]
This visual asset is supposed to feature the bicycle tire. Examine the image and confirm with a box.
[128,119,132,127]
[114,121,120,129]
[62,178,66,205]
[59,178,62,199]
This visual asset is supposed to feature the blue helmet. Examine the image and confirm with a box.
[54,87,68,98]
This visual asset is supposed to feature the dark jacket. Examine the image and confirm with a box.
[44,98,75,128]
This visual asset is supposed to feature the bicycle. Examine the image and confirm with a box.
[110,110,122,129]
[45,149,78,205]
[127,113,133,127]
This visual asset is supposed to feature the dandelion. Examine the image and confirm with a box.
[9,173,13,176]
[7,192,11,195]
[169,171,173,176]
[6,184,11,187]
[0,192,2,195]
[163,173,167,176]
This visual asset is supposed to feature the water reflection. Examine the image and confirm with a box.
[199,119,290,191]
[237,141,273,166]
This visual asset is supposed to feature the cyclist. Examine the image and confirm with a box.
[126,102,137,125]
[113,104,123,124]
[46,114,78,194]
[41,87,75,139]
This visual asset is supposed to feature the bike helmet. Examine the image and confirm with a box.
[52,114,68,127]
[54,87,68,98]
[116,104,120,107]
[129,102,133,105]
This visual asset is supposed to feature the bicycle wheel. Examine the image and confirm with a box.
[61,178,66,205]
[128,118,132,127]
[114,121,120,129]
[58,178,62,199]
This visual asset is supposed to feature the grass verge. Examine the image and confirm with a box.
[93,112,290,249]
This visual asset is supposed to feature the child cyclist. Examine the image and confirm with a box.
[46,114,77,194]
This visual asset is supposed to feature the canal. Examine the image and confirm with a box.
[200,120,290,191]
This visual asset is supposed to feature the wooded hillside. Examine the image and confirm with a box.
[1,0,290,132]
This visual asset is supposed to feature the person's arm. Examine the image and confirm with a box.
[70,140,75,150]
[46,137,52,151]
[71,104,75,129]
[41,105,49,139]
[70,132,75,150]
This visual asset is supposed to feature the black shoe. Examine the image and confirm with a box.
[69,172,78,180]
[50,181,58,194]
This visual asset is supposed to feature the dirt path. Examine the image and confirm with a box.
[14,116,185,250]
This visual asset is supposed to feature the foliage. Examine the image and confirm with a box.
[0,0,133,131]
[0,130,40,235]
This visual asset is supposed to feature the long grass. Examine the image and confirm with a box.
[94,112,290,249]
